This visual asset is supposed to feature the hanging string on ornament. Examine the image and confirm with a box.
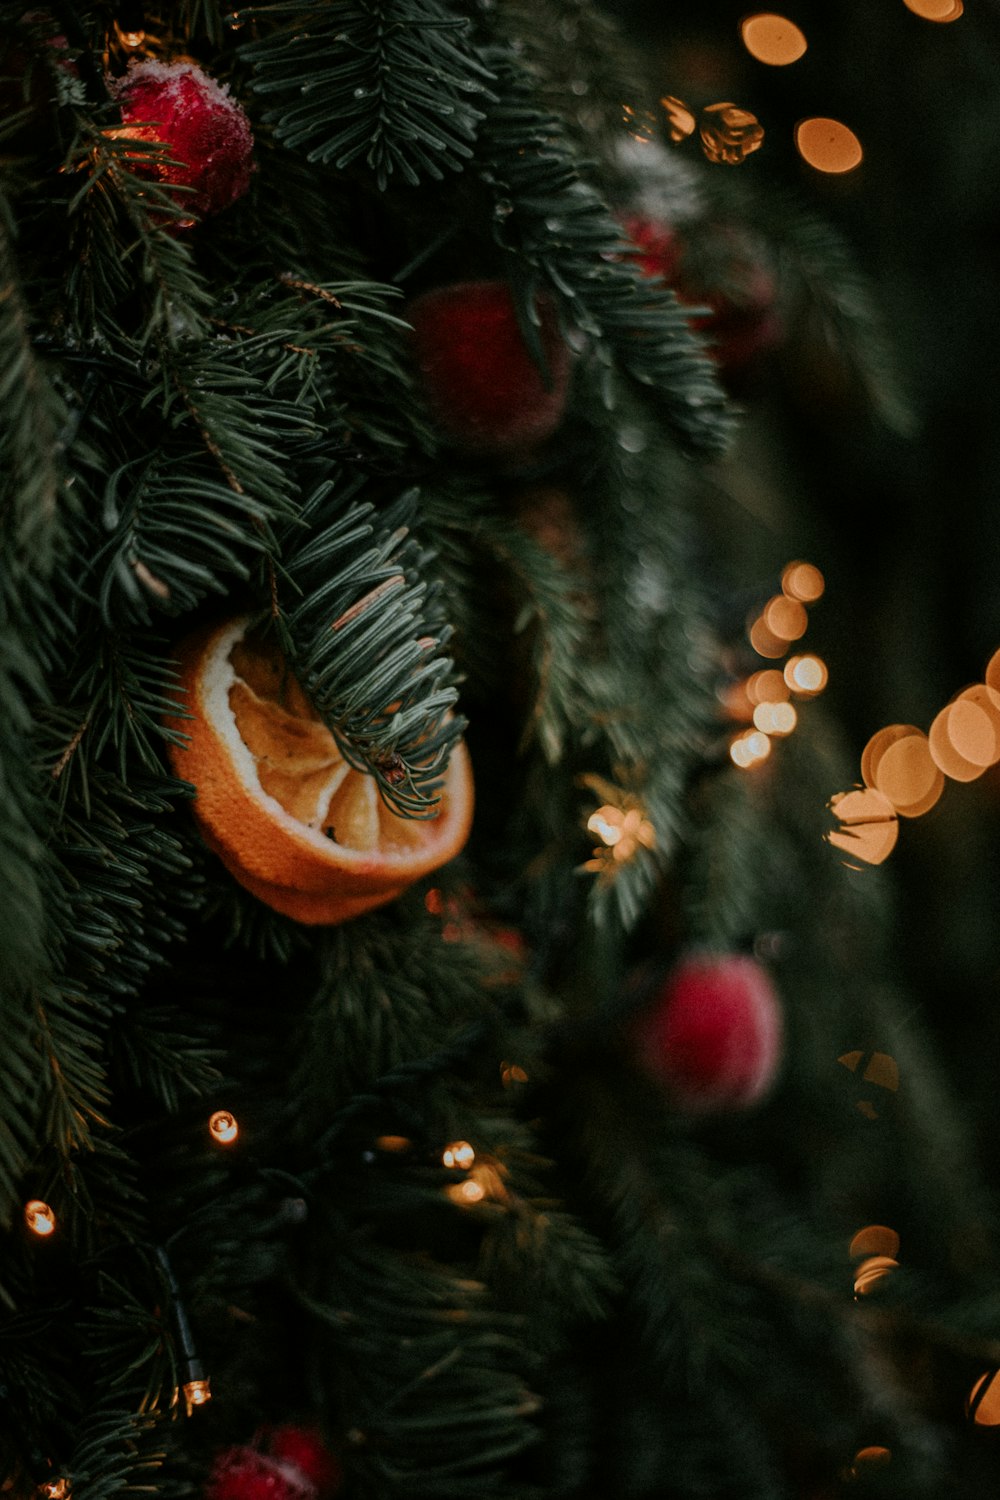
[155,1245,211,1414]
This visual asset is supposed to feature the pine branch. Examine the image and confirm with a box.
[276,476,464,816]
[239,0,497,189]
[474,50,735,457]
[0,197,68,571]
[64,123,211,346]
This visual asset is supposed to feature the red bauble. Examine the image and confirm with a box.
[266,1428,342,1499]
[633,954,783,1112]
[112,60,254,222]
[623,215,781,375]
[407,281,571,453]
[206,1449,317,1500]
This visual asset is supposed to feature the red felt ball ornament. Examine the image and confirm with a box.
[266,1428,342,1498]
[206,1448,318,1500]
[407,281,571,454]
[111,59,254,223]
[633,953,783,1112]
[622,215,781,376]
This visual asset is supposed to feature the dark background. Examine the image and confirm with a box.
[612,0,1000,1168]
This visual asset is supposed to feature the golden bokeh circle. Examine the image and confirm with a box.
[903,0,963,18]
[785,654,828,695]
[827,787,898,866]
[795,117,863,175]
[781,560,825,603]
[763,593,808,642]
[740,13,808,65]
[929,697,998,782]
[849,1224,900,1260]
[749,616,788,659]
[968,1369,1000,1425]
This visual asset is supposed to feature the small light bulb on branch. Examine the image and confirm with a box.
[208,1110,239,1145]
[24,1199,56,1237]
[182,1378,212,1415]
[37,1482,70,1500]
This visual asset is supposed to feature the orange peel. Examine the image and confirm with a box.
[167,617,473,924]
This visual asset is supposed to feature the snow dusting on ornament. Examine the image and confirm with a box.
[112,59,254,223]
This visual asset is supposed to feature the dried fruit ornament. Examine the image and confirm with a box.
[167,618,473,924]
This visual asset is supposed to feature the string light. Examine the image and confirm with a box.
[442,1141,475,1170]
[730,729,772,769]
[582,787,656,875]
[747,669,789,705]
[114,23,146,48]
[763,594,808,642]
[795,117,863,174]
[500,1062,529,1088]
[24,1199,56,1237]
[740,13,808,65]
[375,1135,412,1154]
[208,1109,239,1145]
[36,1482,70,1500]
[447,1178,486,1206]
[862,726,944,818]
[849,1447,892,1475]
[181,1378,212,1415]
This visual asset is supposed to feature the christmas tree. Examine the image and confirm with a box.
[3,2,1000,1498]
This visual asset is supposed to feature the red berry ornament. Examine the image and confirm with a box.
[112,60,254,222]
[623,215,781,376]
[266,1428,342,1498]
[407,281,571,454]
[633,954,783,1112]
[206,1448,318,1500]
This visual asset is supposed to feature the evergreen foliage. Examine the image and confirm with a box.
[1,2,998,1499]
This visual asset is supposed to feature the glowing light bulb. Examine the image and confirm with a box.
[748,616,787,659]
[746,731,772,762]
[660,95,696,141]
[38,1482,70,1500]
[24,1199,56,1237]
[903,0,962,17]
[746,669,789,705]
[375,1135,412,1153]
[118,28,145,48]
[182,1378,212,1415]
[795,117,863,174]
[763,593,808,642]
[442,1141,475,1170]
[851,1447,891,1472]
[501,1062,529,1087]
[208,1110,239,1145]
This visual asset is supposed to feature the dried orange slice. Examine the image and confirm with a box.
[167,617,473,924]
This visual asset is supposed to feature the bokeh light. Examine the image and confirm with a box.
[968,1369,1000,1425]
[660,95,696,140]
[929,696,999,782]
[862,725,943,817]
[851,1447,892,1472]
[785,654,828,695]
[849,1225,900,1260]
[795,117,863,174]
[781,560,825,603]
[730,729,772,769]
[827,787,898,866]
[903,0,963,18]
[753,700,797,736]
[853,1255,899,1296]
[747,669,789,704]
[763,593,808,642]
[749,616,788,659]
[740,13,808,65]
[701,103,765,165]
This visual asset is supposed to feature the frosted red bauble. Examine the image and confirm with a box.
[633,953,783,1112]
[407,281,570,453]
[206,1448,317,1500]
[623,214,781,375]
[266,1428,342,1498]
[112,60,254,222]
